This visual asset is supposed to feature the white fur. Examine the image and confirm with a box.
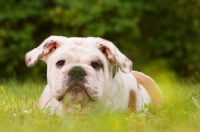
[38,71,151,114]
[25,36,162,114]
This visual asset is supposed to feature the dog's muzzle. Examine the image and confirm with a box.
[57,66,92,102]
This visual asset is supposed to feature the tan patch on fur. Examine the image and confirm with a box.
[132,71,162,109]
[123,63,127,68]
[125,58,131,63]
[128,90,137,111]
[26,57,31,64]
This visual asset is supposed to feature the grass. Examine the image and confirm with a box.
[1,73,200,132]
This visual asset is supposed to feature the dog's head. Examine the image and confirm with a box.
[25,36,132,108]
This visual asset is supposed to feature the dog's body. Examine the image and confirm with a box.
[25,36,162,114]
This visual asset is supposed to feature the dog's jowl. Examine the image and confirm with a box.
[25,36,162,114]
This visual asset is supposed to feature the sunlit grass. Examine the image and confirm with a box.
[0,72,200,132]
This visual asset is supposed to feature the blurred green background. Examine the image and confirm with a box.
[0,0,200,80]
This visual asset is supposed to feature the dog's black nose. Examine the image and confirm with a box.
[68,66,87,79]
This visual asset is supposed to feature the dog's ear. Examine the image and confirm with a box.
[97,39,132,74]
[25,36,66,67]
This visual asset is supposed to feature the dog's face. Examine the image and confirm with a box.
[25,36,132,108]
[45,38,109,106]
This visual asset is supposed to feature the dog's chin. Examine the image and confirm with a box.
[61,85,94,105]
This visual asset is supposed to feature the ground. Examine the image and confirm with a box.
[0,72,200,132]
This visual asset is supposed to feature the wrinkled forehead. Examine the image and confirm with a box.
[66,37,99,46]
[51,38,104,61]
[61,37,99,54]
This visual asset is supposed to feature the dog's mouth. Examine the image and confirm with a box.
[57,85,95,104]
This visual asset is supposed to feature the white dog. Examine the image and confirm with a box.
[25,36,162,114]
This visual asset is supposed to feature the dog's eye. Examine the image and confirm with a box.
[91,62,101,69]
[56,60,65,68]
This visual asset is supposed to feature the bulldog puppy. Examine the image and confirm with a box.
[25,36,162,114]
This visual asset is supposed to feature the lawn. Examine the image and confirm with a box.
[0,72,200,132]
